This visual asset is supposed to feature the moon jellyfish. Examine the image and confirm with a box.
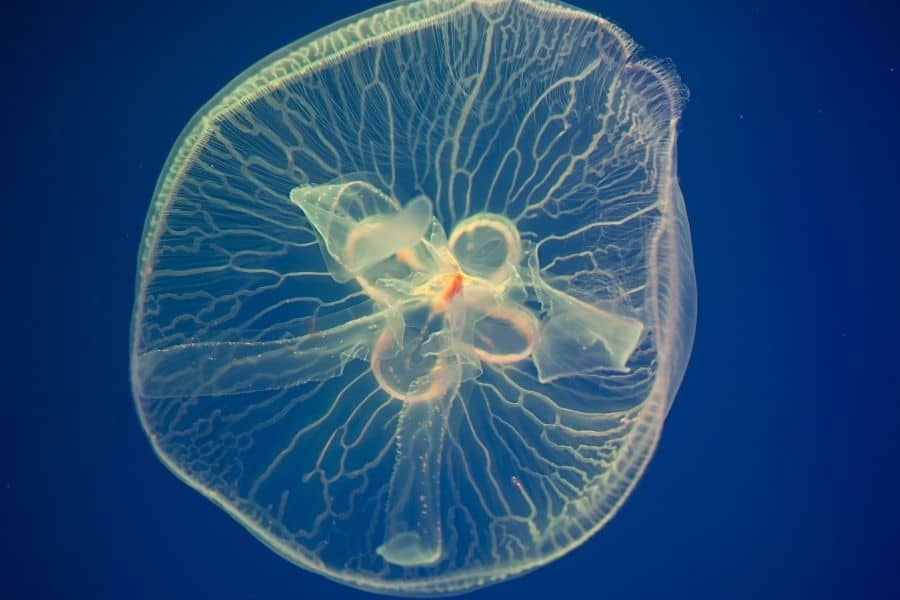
[129,0,696,595]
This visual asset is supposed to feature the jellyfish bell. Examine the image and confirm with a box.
[130,0,696,596]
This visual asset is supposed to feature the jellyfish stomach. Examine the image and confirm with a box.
[468,299,540,364]
[447,212,523,286]
[370,323,461,404]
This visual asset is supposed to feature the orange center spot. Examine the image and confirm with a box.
[441,272,463,302]
[426,271,464,315]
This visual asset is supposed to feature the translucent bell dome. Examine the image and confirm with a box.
[130,0,696,595]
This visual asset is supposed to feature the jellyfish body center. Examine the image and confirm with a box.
[291,184,647,569]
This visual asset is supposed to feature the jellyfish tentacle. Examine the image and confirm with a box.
[135,303,389,398]
[376,391,451,567]
[372,321,463,567]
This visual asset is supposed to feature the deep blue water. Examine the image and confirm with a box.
[6,0,899,598]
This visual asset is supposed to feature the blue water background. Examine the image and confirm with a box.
[6,0,899,598]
